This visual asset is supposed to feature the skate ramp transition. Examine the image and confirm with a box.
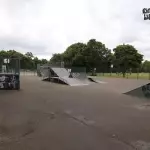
[124,82,150,99]
[51,68,89,86]
[52,67,89,86]
[40,66,90,86]
[70,67,101,83]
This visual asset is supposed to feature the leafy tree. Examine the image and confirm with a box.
[0,50,49,70]
[41,59,48,64]
[63,43,87,67]
[83,39,112,73]
[33,57,40,64]
[113,44,143,77]
[25,52,34,58]
[50,53,63,64]
[0,50,9,57]
[50,39,112,73]
[142,60,150,72]
[72,53,85,67]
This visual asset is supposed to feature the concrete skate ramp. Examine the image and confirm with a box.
[70,71,102,83]
[125,83,150,99]
[98,78,150,94]
[69,71,99,86]
[62,76,89,86]
[51,68,89,86]
[52,68,69,77]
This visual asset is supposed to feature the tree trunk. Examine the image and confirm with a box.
[92,70,94,76]
[122,72,125,78]
[122,67,126,78]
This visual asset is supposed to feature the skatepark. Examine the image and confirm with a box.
[0,72,150,150]
[1,1,150,149]
[37,65,150,99]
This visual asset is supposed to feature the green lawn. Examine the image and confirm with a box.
[95,73,150,80]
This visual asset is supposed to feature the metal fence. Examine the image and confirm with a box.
[20,69,37,76]
[0,57,20,90]
[22,63,150,80]
[0,57,20,74]
[91,67,150,80]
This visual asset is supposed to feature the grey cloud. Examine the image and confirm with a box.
[8,40,47,52]
[0,36,49,55]
[0,0,150,60]
[120,36,140,44]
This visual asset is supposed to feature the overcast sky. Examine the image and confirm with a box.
[0,0,149,60]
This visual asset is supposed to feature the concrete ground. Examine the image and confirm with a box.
[0,76,150,150]
[93,76,150,93]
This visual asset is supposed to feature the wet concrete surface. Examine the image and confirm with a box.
[0,76,150,150]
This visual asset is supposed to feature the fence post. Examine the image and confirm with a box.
[137,68,139,80]
[110,65,113,76]
[126,71,128,79]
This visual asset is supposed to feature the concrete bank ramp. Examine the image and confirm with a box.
[125,83,150,99]
[98,78,150,94]
[61,76,89,86]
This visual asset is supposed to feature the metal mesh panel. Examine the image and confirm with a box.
[0,57,20,90]
[49,61,64,68]
[70,67,87,79]
[0,57,20,74]
[71,67,86,73]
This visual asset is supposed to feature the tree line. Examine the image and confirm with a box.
[0,50,48,70]
[50,39,148,77]
[0,39,150,76]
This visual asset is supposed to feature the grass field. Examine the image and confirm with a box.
[96,72,150,80]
